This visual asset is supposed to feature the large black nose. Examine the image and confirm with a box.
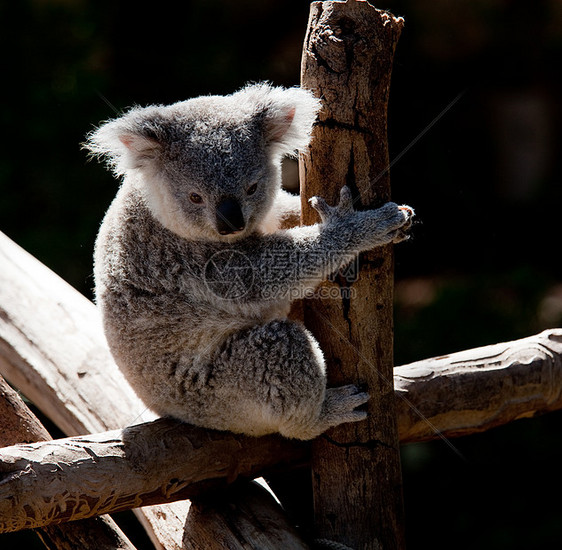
[216,198,245,235]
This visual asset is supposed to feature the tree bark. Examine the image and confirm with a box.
[1,328,562,535]
[0,417,308,534]
[0,374,136,550]
[183,481,310,550]
[394,328,562,443]
[300,1,405,548]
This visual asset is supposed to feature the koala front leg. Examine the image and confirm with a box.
[308,185,414,248]
[204,319,369,440]
[230,187,414,303]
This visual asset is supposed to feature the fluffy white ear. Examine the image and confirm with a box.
[236,83,323,157]
[84,107,163,176]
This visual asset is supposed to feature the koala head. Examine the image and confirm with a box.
[86,83,321,241]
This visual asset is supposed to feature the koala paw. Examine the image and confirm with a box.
[392,205,415,243]
[309,185,354,224]
[320,384,370,428]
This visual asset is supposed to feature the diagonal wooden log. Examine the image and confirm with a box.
[0,230,186,549]
[0,231,311,549]
[183,481,310,550]
[0,373,136,550]
[1,226,561,536]
[2,229,562,538]
[300,1,406,548]
[1,325,562,536]
[394,328,562,443]
[0,417,308,534]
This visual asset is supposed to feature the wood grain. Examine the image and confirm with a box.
[183,481,310,550]
[0,373,136,549]
[300,1,406,548]
[395,328,562,443]
[0,417,307,534]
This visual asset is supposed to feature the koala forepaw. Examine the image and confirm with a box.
[392,205,415,243]
[309,185,355,224]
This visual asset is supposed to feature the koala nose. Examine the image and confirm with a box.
[216,198,245,235]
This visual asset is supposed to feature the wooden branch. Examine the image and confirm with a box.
[183,481,310,550]
[0,375,50,444]
[1,320,561,535]
[0,417,308,534]
[300,1,405,548]
[0,374,136,549]
[0,233,151,437]
[2,233,562,544]
[394,328,562,443]
[0,224,308,550]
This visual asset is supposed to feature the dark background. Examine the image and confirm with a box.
[1,0,561,548]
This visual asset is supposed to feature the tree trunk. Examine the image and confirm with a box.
[300,1,405,548]
[0,374,136,550]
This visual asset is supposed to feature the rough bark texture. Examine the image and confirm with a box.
[183,481,310,550]
[1,327,562,537]
[300,2,405,548]
[395,328,562,443]
[0,418,308,534]
[0,374,136,550]
[0,375,51,444]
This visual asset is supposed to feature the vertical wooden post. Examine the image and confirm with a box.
[300,1,405,549]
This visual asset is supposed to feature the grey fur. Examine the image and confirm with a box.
[86,83,414,440]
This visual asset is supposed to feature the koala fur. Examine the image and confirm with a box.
[86,83,414,440]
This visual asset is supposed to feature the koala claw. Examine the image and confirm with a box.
[392,205,415,243]
[321,384,370,426]
[398,205,415,227]
[308,195,330,220]
[310,185,355,223]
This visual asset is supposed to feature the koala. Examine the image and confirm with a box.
[86,83,414,440]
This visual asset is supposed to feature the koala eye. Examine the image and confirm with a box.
[246,183,258,196]
[190,192,203,204]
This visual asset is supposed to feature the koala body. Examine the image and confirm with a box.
[87,83,413,440]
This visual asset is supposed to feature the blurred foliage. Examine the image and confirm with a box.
[1,0,561,549]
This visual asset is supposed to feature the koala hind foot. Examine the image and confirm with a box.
[289,385,369,440]
[320,384,370,428]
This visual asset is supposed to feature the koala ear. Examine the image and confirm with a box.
[84,106,164,176]
[261,86,322,157]
[236,84,322,157]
